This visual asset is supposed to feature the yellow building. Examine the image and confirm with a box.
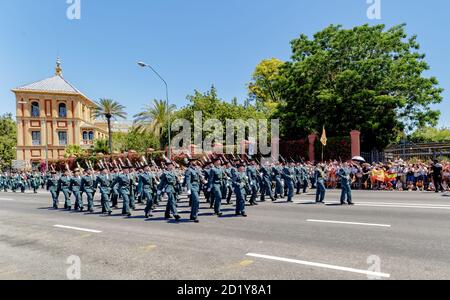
[12,59,108,167]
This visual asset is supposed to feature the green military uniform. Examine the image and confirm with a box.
[81,174,95,212]
[233,169,249,217]
[111,171,133,216]
[47,175,60,209]
[69,176,84,211]
[58,175,72,209]
[94,173,113,215]
[158,169,180,221]
[140,171,155,218]
[208,165,224,216]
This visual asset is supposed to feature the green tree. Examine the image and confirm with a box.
[112,128,159,153]
[93,99,127,155]
[92,139,109,155]
[248,58,284,103]
[64,145,86,158]
[134,99,176,147]
[0,113,17,169]
[175,86,268,144]
[274,24,443,151]
[410,127,450,143]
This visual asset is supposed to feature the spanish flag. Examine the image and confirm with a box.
[320,127,327,146]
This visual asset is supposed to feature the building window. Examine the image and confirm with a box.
[89,131,94,140]
[31,102,40,117]
[59,103,67,118]
[83,131,88,141]
[58,131,68,146]
[32,131,41,146]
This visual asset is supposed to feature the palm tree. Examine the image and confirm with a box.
[133,99,176,147]
[93,99,127,155]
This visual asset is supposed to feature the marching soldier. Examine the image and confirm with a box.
[233,164,249,217]
[30,171,41,194]
[223,160,234,205]
[81,169,96,213]
[203,161,213,205]
[246,159,259,205]
[208,158,225,217]
[47,170,60,209]
[338,162,354,205]
[110,167,120,209]
[272,162,284,199]
[314,164,327,204]
[158,161,181,221]
[111,165,133,217]
[300,164,309,193]
[141,164,156,218]
[58,170,72,210]
[94,165,113,215]
[260,161,275,202]
[184,158,201,223]
[70,168,84,211]
[283,161,296,203]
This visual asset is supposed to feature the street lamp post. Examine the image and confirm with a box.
[137,62,171,159]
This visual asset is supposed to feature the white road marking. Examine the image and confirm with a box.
[307,219,391,228]
[357,201,450,207]
[0,198,14,201]
[357,204,450,210]
[247,253,391,279]
[54,225,102,233]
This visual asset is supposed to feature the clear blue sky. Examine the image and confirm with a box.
[1,0,449,127]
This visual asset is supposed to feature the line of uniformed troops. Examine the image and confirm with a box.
[1,157,354,223]
[0,171,47,194]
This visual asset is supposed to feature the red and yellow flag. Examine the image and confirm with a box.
[320,127,327,146]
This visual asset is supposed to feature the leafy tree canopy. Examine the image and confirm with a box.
[273,24,443,151]
[410,127,450,143]
[0,113,17,169]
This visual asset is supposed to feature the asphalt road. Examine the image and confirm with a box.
[1,189,450,280]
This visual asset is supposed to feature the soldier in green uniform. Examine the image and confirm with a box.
[141,164,156,218]
[184,158,201,223]
[94,166,113,215]
[338,162,354,205]
[272,162,284,199]
[233,164,249,217]
[207,158,225,216]
[246,159,259,206]
[81,169,96,213]
[110,167,120,209]
[30,171,41,194]
[158,161,181,221]
[16,173,26,193]
[47,171,60,209]
[260,161,275,202]
[282,161,296,202]
[129,167,138,210]
[58,170,72,210]
[111,165,133,217]
[70,168,84,211]
[314,164,327,204]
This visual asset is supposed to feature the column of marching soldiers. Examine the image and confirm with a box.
[0,155,354,223]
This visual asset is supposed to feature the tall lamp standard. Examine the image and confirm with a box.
[137,61,172,159]
[18,100,48,171]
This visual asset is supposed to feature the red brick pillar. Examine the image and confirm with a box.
[350,130,361,157]
[308,134,317,162]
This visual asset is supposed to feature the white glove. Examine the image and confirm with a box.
[187,190,192,196]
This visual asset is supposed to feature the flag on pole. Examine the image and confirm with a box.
[320,127,327,146]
